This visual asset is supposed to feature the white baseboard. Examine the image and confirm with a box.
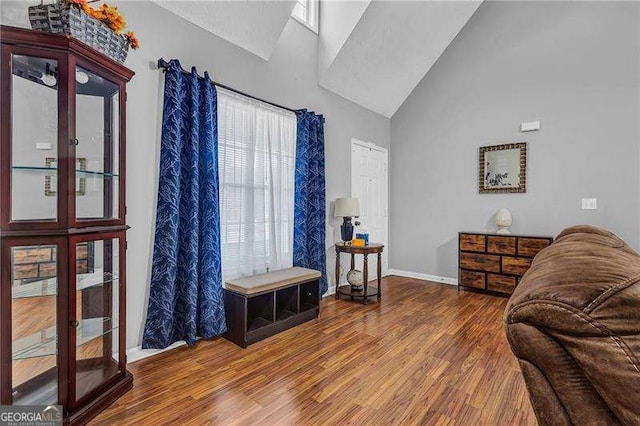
[127,340,188,364]
[127,282,363,363]
[130,286,339,363]
[386,269,458,286]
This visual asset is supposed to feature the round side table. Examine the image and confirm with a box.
[334,242,384,304]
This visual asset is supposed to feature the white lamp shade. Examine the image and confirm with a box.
[335,197,360,217]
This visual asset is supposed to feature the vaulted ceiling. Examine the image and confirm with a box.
[319,1,483,118]
[150,0,297,60]
[152,0,482,118]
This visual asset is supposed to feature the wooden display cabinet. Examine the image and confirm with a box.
[0,26,134,424]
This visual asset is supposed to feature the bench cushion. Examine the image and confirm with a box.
[225,267,321,295]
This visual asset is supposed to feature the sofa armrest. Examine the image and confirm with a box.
[504,225,640,425]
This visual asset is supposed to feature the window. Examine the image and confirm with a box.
[291,0,318,33]
[217,88,297,280]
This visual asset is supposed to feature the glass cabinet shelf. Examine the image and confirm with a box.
[79,170,119,178]
[77,271,119,289]
[12,166,119,178]
[12,277,56,299]
[12,271,119,299]
[11,166,55,174]
[12,317,117,361]
[12,382,57,406]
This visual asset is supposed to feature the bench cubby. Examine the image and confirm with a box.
[223,267,321,348]
[247,292,274,331]
[276,286,298,321]
[300,280,320,312]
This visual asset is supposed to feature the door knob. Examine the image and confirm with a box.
[71,320,79,327]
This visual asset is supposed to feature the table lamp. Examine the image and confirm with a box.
[335,197,360,241]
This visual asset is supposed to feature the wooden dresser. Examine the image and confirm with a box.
[458,232,553,295]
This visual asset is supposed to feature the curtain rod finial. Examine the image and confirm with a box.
[157,58,169,71]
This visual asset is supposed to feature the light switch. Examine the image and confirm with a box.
[581,198,597,210]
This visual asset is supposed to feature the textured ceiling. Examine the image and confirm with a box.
[150,0,297,60]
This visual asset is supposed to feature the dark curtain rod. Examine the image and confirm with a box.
[157,57,320,119]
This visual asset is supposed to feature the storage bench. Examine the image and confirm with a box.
[223,267,321,348]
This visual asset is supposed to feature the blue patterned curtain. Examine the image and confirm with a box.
[293,110,327,293]
[142,60,226,349]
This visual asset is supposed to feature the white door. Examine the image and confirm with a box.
[351,139,388,280]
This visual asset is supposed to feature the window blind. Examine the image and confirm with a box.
[217,88,297,280]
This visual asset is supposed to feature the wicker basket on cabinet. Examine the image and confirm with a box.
[28,0,129,63]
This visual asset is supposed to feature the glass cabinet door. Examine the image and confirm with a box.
[10,241,62,405]
[10,54,60,223]
[74,65,120,222]
[71,235,122,403]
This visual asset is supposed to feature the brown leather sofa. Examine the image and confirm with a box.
[504,225,640,425]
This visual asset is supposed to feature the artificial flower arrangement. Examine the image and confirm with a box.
[67,0,139,50]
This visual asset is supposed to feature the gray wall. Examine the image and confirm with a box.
[390,1,640,279]
[1,1,390,350]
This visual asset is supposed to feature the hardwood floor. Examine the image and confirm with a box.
[91,276,536,425]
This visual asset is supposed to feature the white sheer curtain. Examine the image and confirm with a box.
[217,88,297,280]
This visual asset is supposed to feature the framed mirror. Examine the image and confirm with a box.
[479,143,527,193]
